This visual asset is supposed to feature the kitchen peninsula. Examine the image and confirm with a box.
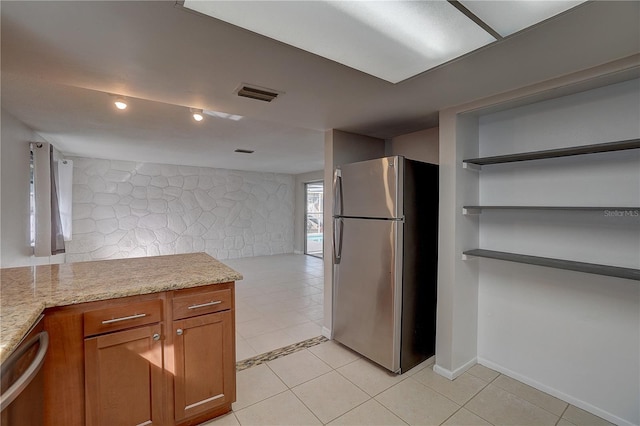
[0,252,242,425]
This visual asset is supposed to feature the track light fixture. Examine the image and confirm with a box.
[191,108,204,122]
[113,96,128,110]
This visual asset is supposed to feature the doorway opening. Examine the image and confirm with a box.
[304,181,323,258]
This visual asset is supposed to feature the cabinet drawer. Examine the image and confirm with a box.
[173,288,231,320]
[84,299,163,337]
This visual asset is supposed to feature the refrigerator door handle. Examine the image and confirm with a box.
[333,218,343,264]
[333,168,343,217]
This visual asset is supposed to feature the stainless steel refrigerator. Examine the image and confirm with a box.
[332,155,438,373]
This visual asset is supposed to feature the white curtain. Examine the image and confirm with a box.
[56,159,73,241]
[32,142,68,256]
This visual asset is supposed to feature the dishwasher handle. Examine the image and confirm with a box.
[0,331,49,411]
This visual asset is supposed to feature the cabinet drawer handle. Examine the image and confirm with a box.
[187,300,222,310]
[101,313,147,324]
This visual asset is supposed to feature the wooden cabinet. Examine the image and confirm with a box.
[84,299,163,336]
[43,309,85,426]
[171,286,235,425]
[41,282,236,426]
[85,324,164,426]
[83,299,165,426]
[173,311,234,422]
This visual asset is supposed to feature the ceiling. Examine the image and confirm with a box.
[184,1,590,84]
[1,1,639,174]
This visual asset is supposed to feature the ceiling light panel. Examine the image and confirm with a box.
[458,0,587,37]
[183,0,496,83]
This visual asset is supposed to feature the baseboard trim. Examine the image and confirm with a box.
[433,357,477,380]
[477,357,636,426]
[321,326,332,339]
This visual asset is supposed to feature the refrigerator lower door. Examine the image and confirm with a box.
[333,217,403,372]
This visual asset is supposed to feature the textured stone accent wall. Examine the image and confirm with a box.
[66,157,294,262]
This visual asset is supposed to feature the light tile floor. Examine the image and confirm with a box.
[223,254,325,361]
[217,254,613,426]
[203,340,614,426]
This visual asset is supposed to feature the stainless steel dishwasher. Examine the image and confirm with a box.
[0,315,48,426]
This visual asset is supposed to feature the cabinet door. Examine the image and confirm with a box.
[85,324,163,426]
[173,311,234,422]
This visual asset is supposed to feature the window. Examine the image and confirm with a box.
[304,181,323,258]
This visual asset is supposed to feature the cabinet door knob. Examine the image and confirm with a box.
[176,329,183,336]
[153,333,160,341]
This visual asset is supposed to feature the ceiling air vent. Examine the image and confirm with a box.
[234,149,255,154]
[236,84,281,102]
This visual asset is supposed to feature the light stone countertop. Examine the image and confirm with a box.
[0,252,242,363]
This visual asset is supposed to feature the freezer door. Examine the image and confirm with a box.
[333,217,403,372]
[338,156,403,219]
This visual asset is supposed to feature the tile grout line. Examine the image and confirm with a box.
[427,368,496,426]
[458,372,501,426]
[438,406,463,426]
[266,349,333,389]
[490,375,569,421]
[328,360,440,425]
[233,387,291,420]
[462,373,567,425]
[459,378,495,425]
[332,357,413,399]
[263,354,324,425]
[406,375,466,407]
[269,346,387,425]
[266,359,333,426]
[555,403,571,426]
[322,393,409,426]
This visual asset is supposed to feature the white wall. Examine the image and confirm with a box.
[323,130,386,337]
[387,126,439,164]
[0,109,64,267]
[476,78,639,426]
[434,113,480,378]
[293,170,323,254]
[66,157,294,262]
[437,54,640,426]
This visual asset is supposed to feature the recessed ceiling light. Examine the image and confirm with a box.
[114,96,128,110]
[191,108,204,122]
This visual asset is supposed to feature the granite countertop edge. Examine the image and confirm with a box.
[0,253,242,363]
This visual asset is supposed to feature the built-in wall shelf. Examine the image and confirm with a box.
[463,138,640,166]
[463,249,640,281]
[462,206,640,215]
